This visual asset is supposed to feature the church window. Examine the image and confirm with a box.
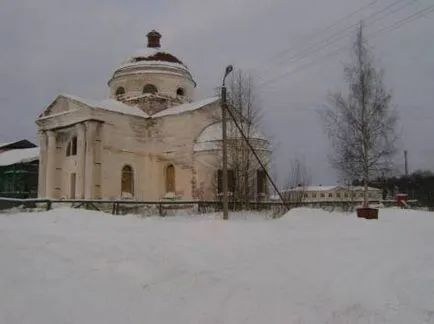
[176,87,185,96]
[142,84,158,94]
[121,165,134,196]
[115,87,125,99]
[256,169,267,195]
[66,136,77,156]
[217,169,235,194]
[165,164,175,193]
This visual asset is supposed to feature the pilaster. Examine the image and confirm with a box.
[37,131,47,197]
[84,121,98,199]
[45,130,56,198]
[76,123,86,199]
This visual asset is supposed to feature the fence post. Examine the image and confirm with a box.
[46,200,52,211]
[158,202,163,217]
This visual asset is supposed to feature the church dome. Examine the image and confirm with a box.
[108,30,196,102]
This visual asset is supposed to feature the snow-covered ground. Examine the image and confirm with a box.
[1,207,433,324]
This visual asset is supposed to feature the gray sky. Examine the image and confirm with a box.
[1,0,433,185]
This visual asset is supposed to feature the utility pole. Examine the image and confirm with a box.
[221,65,233,220]
[404,150,408,177]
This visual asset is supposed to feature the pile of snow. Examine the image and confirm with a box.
[1,207,433,323]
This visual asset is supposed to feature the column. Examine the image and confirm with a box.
[45,130,56,198]
[76,123,86,199]
[37,131,47,198]
[84,121,97,199]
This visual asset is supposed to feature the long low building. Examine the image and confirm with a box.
[272,185,383,203]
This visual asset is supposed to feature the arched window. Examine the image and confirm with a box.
[115,87,125,99]
[256,169,267,195]
[217,169,235,194]
[121,165,134,196]
[66,136,77,156]
[142,84,158,94]
[165,164,175,193]
[176,87,185,96]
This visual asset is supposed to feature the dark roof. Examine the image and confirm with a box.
[132,52,184,65]
[0,140,37,151]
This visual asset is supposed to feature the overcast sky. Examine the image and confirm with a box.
[1,0,433,185]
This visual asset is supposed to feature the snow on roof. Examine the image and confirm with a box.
[349,186,381,191]
[281,186,336,193]
[61,94,149,118]
[283,185,381,192]
[125,47,160,61]
[152,97,219,118]
[305,186,338,191]
[0,147,39,166]
[0,142,12,149]
[193,121,268,152]
[0,140,37,150]
[116,59,190,74]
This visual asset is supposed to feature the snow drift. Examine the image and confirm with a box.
[0,207,433,323]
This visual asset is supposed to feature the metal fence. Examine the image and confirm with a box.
[0,197,412,217]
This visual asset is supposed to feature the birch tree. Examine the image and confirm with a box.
[321,23,398,207]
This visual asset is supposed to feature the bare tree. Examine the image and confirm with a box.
[212,69,271,206]
[283,157,312,205]
[321,23,398,207]
[228,70,263,204]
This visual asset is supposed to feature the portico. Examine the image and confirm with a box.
[37,119,101,199]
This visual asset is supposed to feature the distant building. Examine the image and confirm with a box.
[272,185,382,203]
[0,140,39,198]
[35,30,270,200]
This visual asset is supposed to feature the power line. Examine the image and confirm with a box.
[253,0,421,81]
[256,4,434,88]
[369,4,434,35]
[257,0,381,67]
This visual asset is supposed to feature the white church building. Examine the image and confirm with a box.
[35,30,269,201]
